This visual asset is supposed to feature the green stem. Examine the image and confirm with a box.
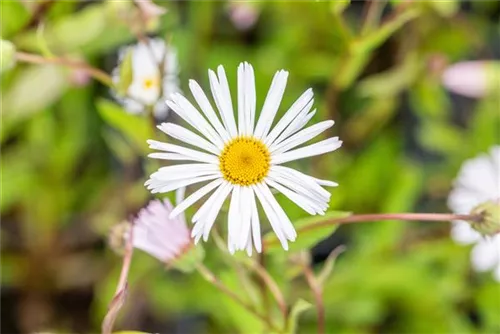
[196,263,281,333]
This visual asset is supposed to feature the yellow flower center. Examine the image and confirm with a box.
[143,77,158,89]
[219,137,271,186]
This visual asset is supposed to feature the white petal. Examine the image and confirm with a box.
[228,185,241,254]
[450,221,481,245]
[168,93,225,148]
[250,189,262,253]
[175,187,187,224]
[244,62,256,136]
[148,140,219,164]
[150,163,219,181]
[208,67,238,137]
[158,122,221,155]
[237,63,247,136]
[254,70,289,139]
[148,152,211,163]
[170,179,224,218]
[270,120,335,154]
[270,166,331,200]
[268,172,330,208]
[264,88,313,146]
[202,181,232,241]
[147,173,222,194]
[272,137,342,164]
[256,182,296,240]
[252,183,288,250]
[265,178,324,215]
[471,239,500,272]
[238,186,252,249]
[189,79,231,142]
[272,104,315,147]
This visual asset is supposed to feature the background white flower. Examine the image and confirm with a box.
[132,195,191,263]
[448,146,500,281]
[146,62,341,255]
[113,38,180,119]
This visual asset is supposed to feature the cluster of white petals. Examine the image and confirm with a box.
[146,62,341,255]
[448,146,500,281]
[113,38,179,119]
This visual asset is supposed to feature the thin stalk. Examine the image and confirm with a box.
[302,265,324,334]
[248,260,288,322]
[361,0,386,35]
[196,263,281,333]
[300,213,481,234]
[15,51,113,86]
[102,224,134,334]
[258,250,271,329]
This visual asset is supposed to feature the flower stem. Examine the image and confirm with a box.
[302,264,324,334]
[102,224,134,334]
[300,212,481,234]
[15,51,113,87]
[196,263,281,333]
[248,259,288,322]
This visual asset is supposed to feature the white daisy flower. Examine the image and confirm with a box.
[113,38,180,119]
[448,146,500,281]
[145,62,342,255]
[132,194,191,263]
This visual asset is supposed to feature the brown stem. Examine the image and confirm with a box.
[102,224,134,334]
[300,213,481,234]
[22,0,54,31]
[361,0,386,35]
[258,249,271,329]
[196,263,281,333]
[302,264,324,334]
[249,260,287,321]
[15,51,113,86]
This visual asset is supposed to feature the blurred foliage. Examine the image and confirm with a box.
[1,1,500,334]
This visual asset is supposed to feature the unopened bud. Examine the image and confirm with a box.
[108,222,131,255]
[469,200,500,236]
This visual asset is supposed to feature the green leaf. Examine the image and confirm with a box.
[0,39,16,73]
[96,99,153,153]
[171,244,205,273]
[286,299,313,334]
[355,7,420,54]
[264,211,351,253]
[317,246,346,286]
[116,48,133,95]
[417,121,463,154]
[3,65,67,122]
[358,53,422,98]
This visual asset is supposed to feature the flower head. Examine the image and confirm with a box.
[448,146,500,281]
[441,61,499,98]
[113,38,179,119]
[132,198,191,263]
[146,62,342,254]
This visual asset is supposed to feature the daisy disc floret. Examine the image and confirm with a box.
[146,62,342,254]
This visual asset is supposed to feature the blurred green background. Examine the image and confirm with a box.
[1,1,500,333]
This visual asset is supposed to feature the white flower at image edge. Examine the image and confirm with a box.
[448,146,500,281]
[132,189,191,263]
[113,38,179,119]
[146,62,342,255]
